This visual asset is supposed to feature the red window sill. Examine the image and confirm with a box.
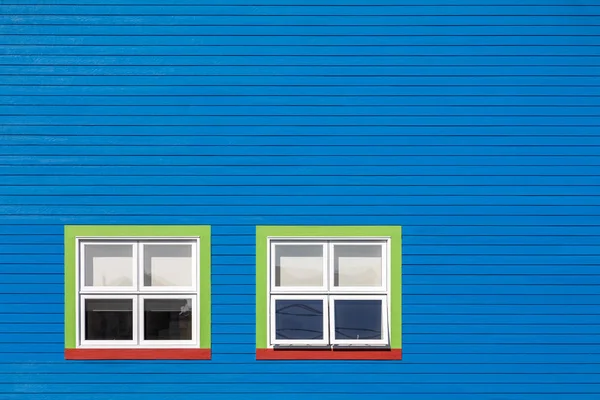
[256,348,402,360]
[65,348,211,360]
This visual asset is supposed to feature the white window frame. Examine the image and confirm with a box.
[329,241,387,293]
[270,294,329,347]
[267,237,390,348]
[80,241,138,293]
[138,241,198,293]
[140,294,198,348]
[75,237,200,349]
[80,294,138,348]
[270,241,328,293]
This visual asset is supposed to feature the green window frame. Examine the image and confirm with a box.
[64,225,211,360]
[255,226,402,360]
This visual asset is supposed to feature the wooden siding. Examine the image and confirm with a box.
[1,0,600,399]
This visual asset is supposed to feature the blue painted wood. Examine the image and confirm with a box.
[3,214,600,227]
[2,0,598,5]
[5,24,600,36]
[4,5,600,15]
[4,47,600,61]
[4,96,600,108]
[4,372,600,384]
[3,86,600,98]
[3,395,600,400]
[4,381,600,394]
[6,174,600,187]
[3,194,600,207]
[5,144,600,156]
[5,105,600,117]
[3,14,600,26]
[0,361,599,374]
[1,1,600,399]
[4,75,600,86]
[4,35,600,46]
[3,156,600,168]
[0,394,598,400]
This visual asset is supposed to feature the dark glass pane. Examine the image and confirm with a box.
[144,299,192,341]
[334,300,382,340]
[275,299,323,340]
[85,299,133,340]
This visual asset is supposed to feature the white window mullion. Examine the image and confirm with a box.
[133,294,140,346]
[323,294,330,346]
[135,241,142,346]
[327,295,334,346]
[136,241,143,293]
[326,242,333,292]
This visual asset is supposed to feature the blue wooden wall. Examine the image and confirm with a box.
[1,0,600,399]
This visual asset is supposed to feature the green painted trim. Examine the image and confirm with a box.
[389,227,403,349]
[64,226,77,349]
[64,225,211,349]
[255,229,268,349]
[199,229,212,349]
[255,225,402,349]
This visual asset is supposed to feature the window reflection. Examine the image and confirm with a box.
[334,300,382,340]
[275,299,323,340]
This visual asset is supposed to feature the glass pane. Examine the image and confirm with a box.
[144,298,193,341]
[275,299,323,340]
[84,244,133,287]
[334,245,383,287]
[274,245,323,287]
[85,299,133,340]
[334,299,382,340]
[144,244,193,287]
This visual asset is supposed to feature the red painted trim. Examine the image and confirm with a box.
[256,348,402,360]
[65,348,211,360]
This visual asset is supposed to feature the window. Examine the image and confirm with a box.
[269,240,388,347]
[64,226,211,360]
[256,226,402,360]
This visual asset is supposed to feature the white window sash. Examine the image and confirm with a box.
[269,241,328,293]
[328,241,388,294]
[79,294,138,347]
[329,294,389,346]
[269,294,329,347]
[139,294,198,348]
[138,240,199,293]
[79,240,138,293]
